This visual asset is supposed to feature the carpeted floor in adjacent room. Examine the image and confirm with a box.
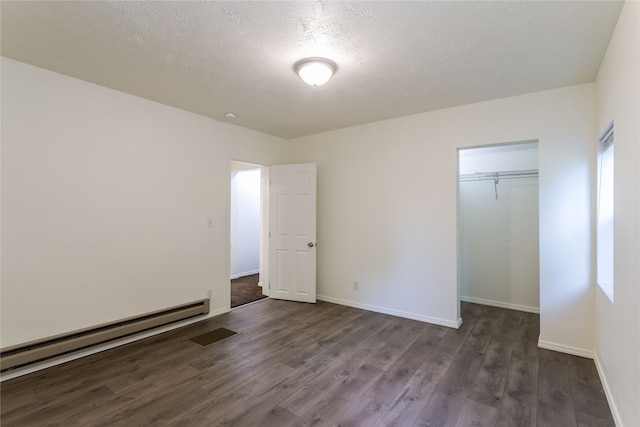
[231,274,266,308]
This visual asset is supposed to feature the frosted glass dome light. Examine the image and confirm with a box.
[295,58,337,86]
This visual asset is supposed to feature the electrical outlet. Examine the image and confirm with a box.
[354,280,360,291]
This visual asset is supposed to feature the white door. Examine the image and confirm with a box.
[269,163,317,303]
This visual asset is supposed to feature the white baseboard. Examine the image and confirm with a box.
[0,306,229,382]
[593,353,623,427]
[460,296,540,314]
[317,294,462,329]
[230,269,259,280]
[537,338,594,359]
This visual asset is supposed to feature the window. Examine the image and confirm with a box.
[597,122,614,301]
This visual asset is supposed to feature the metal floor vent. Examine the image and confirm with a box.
[187,328,237,347]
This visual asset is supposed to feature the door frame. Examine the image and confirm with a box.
[456,140,541,320]
[228,160,271,311]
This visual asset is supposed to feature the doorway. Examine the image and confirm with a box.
[457,141,540,314]
[230,161,267,308]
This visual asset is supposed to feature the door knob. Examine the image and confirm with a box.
[308,242,315,248]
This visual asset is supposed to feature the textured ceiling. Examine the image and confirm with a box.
[1,1,624,139]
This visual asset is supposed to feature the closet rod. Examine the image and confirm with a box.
[459,169,538,200]
[459,169,538,182]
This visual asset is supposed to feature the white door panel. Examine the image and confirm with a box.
[269,164,316,303]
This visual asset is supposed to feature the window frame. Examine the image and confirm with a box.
[596,121,614,301]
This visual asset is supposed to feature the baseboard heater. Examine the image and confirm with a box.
[1,298,210,372]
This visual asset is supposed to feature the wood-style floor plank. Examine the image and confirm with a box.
[455,398,498,427]
[537,349,578,427]
[466,338,512,408]
[375,374,438,426]
[568,355,616,423]
[365,324,440,406]
[495,350,538,427]
[0,300,613,427]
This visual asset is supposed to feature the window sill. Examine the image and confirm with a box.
[597,282,614,303]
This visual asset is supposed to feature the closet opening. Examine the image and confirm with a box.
[457,141,540,317]
[230,161,267,308]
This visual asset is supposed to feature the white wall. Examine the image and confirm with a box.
[0,57,288,348]
[459,144,539,312]
[289,84,595,352]
[594,1,640,425]
[230,168,261,278]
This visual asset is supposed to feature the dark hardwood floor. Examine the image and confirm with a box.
[0,300,613,426]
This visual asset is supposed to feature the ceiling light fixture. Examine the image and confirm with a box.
[294,57,337,86]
